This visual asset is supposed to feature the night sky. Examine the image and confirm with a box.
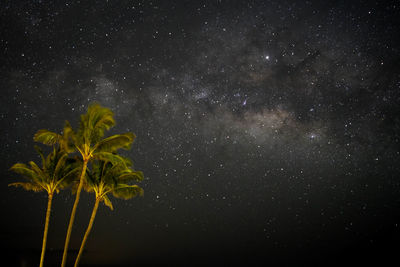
[1,0,400,266]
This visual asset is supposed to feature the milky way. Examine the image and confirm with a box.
[1,1,400,266]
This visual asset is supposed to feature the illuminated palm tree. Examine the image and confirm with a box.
[74,159,143,267]
[34,103,135,267]
[9,146,80,267]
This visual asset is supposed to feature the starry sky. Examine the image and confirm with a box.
[1,0,400,266]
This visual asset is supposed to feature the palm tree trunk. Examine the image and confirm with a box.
[74,198,100,267]
[61,160,88,267]
[39,193,53,267]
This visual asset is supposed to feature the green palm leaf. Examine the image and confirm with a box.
[34,130,62,146]
[9,182,44,192]
[34,145,46,168]
[93,133,135,152]
[112,184,144,199]
[102,195,114,210]
[53,153,68,180]
[34,122,75,153]
[92,152,127,166]
[29,161,47,181]
[54,164,82,191]
[10,163,38,180]
[118,170,144,182]
[61,121,76,153]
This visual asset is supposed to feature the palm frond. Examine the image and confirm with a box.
[10,145,78,195]
[102,161,131,184]
[61,120,76,153]
[45,149,56,175]
[77,103,116,145]
[10,163,37,179]
[34,145,46,168]
[29,161,47,181]
[54,165,81,190]
[92,113,115,136]
[9,182,44,192]
[92,152,127,166]
[112,185,144,200]
[89,103,115,132]
[34,129,61,146]
[102,195,114,210]
[119,170,144,182]
[10,163,47,191]
[93,133,135,153]
[53,153,68,180]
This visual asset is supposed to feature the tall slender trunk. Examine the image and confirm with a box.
[61,160,88,267]
[74,198,100,267]
[39,193,53,267]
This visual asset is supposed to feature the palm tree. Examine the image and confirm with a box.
[74,159,143,267]
[9,146,80,267]
[34,103,135,267]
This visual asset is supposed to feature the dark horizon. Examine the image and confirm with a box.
[1,0,400,266]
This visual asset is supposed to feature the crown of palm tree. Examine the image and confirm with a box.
[84,158,144,210]
[9,146,80,194]
[34,103,134,164]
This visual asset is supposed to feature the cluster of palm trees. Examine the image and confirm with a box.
[9,103,144,267]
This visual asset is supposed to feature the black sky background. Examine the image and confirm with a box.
[1,0,400,266]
